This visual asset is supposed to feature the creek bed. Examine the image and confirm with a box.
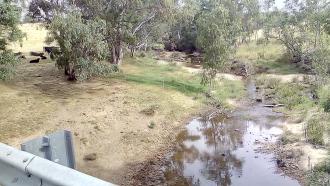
[162,82,300,186]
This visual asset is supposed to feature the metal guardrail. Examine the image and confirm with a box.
[0,143,116,186]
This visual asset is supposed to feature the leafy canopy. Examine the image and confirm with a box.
[0,0,24,80]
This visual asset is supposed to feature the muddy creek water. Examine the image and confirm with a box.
[164,82,300,186]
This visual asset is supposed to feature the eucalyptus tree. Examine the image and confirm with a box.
[47,12,112,81]
[71,0,173,64]
[27,0,70,22]
[196,0,243,84]
[27,0,173,64]
[262,0,330,77]
[239,0,260,43]
[164,0,201,52]
[0,0,24,80]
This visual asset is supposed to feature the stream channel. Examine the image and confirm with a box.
[163,81,300,186]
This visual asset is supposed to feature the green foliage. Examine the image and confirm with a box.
[322,99,330,112]
[166,0,260,53]
[237,40,302,74]
[163,0,200,52]
[214,80,245,103]
[261,0,330,77]
[256,77,280,89]
[0,1,24,48]
[280,130,300,145]
[274,83,313,110]
[307,158,330,186]
[72,0,172,64]
[0,51,19,80]
[115,57,204,95]
[112,56,245,105]
[256,76,313,110]
[48,13,115,80]
[311,46,330,79]
[307,161,330,186]
[0,0,24,80]
[306,117,325,145]
[318,85,330,112]
[196,1,242,84]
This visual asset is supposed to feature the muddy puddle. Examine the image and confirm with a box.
[163,82,301,186]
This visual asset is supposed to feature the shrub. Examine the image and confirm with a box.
[307,161,330,185]
[256,76,280,89]
[281,130,300,145]
[323,99,330,112]
[0,51,19,80]
[311,47,330,79]
[0,1,24,80]
[256,38,266,45]
[306,118,324,145]
[274,83,312,110]
[318,85,330,112]
[48,13,113,81]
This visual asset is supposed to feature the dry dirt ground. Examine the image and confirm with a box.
[0,60,202,185]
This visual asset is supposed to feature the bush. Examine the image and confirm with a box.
[256,38,266,45]
[0,1,24,80]
[48,13,113,81]
[311,47,330,78]
[318,85,330,112]
[259,77,280,89]
[0,51,19,80]
[281,131,300,145]
[323,99,330,112]
[274,83,312,110]
[306,118,324,145]
[307,161,330,185]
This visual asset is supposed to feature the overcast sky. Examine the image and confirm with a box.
[274,0,285,9]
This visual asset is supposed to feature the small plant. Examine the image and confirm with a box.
[280,131,300,145]
[140,105,159,116]
[256,76,279,89]
[275,83,312,110]
[0,51,19,80]
[139,52,146,58]
[307,161,330,186]
[306,118,324,145]
[322,99,330,112]
[148,121,155,129]
[318,85,330,112]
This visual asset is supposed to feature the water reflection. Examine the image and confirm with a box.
[164,108,300,186]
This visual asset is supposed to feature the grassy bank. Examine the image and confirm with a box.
[255,74,330,184]
[112,55,245,107]
[237,41,302,74]
[238,39,330,184]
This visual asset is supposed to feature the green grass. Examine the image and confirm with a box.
[307,160,330,185]
[280,130,300,145]
[111,56,245,105]
[214,80,245,103]
[237,41,301,75]
[256,76,314,110]
[306,117,325,145]
[318,85,330,112]
[274,83,314,110]
[113,57,205,95]
[121,74,204,94]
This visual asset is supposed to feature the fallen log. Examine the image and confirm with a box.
[263,104,285,108]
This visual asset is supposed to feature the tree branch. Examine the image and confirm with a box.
[132,12,156,35]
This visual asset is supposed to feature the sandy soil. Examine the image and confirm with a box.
[283,121,328,171]
[0,61,202,185]
[263,74,313,83]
